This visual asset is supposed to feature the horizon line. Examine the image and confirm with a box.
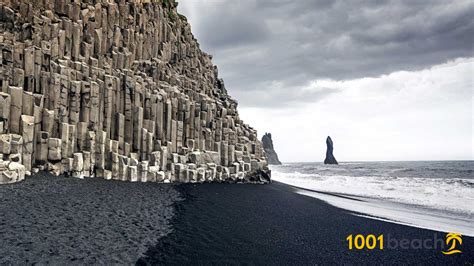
[278,159,474,164]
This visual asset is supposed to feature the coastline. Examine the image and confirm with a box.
[1,174,472,264]
[293,185,474,237]
[269,162,474,237]
[139,181,473,264]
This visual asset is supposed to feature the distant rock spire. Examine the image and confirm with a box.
[262,133,282,165]
[324,136,338,165]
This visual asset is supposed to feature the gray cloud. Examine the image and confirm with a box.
[178,0,474,107]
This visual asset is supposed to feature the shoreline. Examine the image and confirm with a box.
[139,181,473,264]
[269,161,474,237]
[288,183,474,237]
[1,174,472,264]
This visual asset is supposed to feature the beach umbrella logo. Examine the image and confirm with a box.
[442,233,462,255]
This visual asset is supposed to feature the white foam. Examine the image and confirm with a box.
[295,189,474,236]
[271,168,474,214]
[271,166,474,236]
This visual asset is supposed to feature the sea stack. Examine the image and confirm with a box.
[0,0,270,184]
[261,133,282,165]
[324,136,338,165]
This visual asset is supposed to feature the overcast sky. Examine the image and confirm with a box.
[178,0,473,162]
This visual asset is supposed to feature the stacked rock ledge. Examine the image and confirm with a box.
[0,0,270,184]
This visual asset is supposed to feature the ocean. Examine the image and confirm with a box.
[271,161,474,235]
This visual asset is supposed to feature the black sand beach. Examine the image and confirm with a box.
[1,174,472,264]
[138,181,473,264]
[0,172,180,264]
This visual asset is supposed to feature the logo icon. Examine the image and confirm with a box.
[442,233,462,255]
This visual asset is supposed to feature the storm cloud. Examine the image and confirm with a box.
[178,0,473,107]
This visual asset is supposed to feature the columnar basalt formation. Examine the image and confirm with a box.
[0,0,270,184]
[324,136,338,165]
[261,133,281,165]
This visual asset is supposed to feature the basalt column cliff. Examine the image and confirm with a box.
[0,0,270,184]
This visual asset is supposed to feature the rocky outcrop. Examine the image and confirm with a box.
[324,136,338,165]
[0,0,269,184]
[261,133,281,165]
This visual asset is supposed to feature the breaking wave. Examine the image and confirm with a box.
[271,161,474,215]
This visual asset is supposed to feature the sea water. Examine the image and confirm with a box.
[271,161,474,235]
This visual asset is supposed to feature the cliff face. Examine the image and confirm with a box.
[0,0,269,184]
[324,136,338,165]
[261,133,281,165]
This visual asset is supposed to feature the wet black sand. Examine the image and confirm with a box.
[138,181,473,264]
[0,172,180,264]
